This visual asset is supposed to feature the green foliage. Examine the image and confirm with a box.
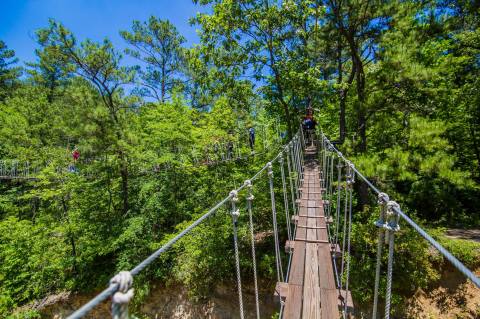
[348,206,440,314]
[1,0,480,316]
[120,16,186,102]
[355,115,478,224]
[429,228,480,270]
[0,40,21,100]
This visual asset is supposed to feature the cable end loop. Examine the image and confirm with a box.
[378,192,390,204]
[230,190,239,203]
[110,271,134,312]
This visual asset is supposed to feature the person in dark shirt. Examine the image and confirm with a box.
[302,107,317,145]
[248,127,255,152]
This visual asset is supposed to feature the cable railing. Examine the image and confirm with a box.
[66,130,304,319]
[30,126,480,319]
[318,130,480,319]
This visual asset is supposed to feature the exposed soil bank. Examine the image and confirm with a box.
[36,282,277,318]
[406,266,480,319]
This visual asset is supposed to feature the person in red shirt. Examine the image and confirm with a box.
[72,146,80,163]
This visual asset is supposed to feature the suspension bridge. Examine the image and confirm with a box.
[41,128,480,318]
[0,122,282,181]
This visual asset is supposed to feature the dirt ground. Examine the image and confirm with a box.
[406,228,480,319]
[445,229,480,243]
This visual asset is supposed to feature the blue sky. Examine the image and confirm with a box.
[0,0,206,65]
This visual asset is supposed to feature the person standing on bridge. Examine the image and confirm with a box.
[248,126,255,153]
[72,146,80,163]
[302,106,317,145]
[69,146,80,173]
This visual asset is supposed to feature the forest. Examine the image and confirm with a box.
[1,0,479,318]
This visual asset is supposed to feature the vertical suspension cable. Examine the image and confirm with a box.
[340,160,349,293]
[229,190,244,319]
[328,154,335,218]
[268,162,284,282]
[334,158,343,247]
[286,146,297,218]
[244,180,260,319]
[333,158,344,290]
[344,165,355,318]
[291,138,300,192]
[280,155,292,241]
[297,136,304,191]
[324,151,331,216]
[372,192,390,319]
[289,143,300,200]
[322,138,327,189]
[299,132,305,169]
[385,201,400,319]
[295,135,303,177]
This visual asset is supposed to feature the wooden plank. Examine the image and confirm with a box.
[283,284,303,319]
[299,206,308,216]
[316,218,327,228]
[308,200,320,207]
[288,241,306,285]
[306,214,317,241]
[296,217,307,239]
[302,243,321,319]
[320,288,340,319]
[317,243,336,289]
[316,218,328,242]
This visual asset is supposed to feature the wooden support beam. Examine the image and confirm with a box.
[295,238,329,243]
[296,225,327,229]
[298,215,326,218]
[285,240,295,253]
[330,243,342,259]
[338,289,354,314]
[274,282,289,302]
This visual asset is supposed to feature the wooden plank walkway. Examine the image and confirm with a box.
[280,145,341,319]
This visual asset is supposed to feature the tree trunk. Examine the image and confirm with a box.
[337,35,346,143]
[120,156,129,215]
[161,64,166,103]
[61,197,77,274]
[266,31,293,138]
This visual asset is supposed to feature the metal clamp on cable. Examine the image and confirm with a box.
[111,271,134,319]
[385,201,401,233]
[244,180,254,201]
[230,190,240,224]
[267,162,273,177]
[346,165,355,188]
[375,192,390,228]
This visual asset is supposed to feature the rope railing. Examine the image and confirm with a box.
[66,130,303,319]
[319,130,480,319]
